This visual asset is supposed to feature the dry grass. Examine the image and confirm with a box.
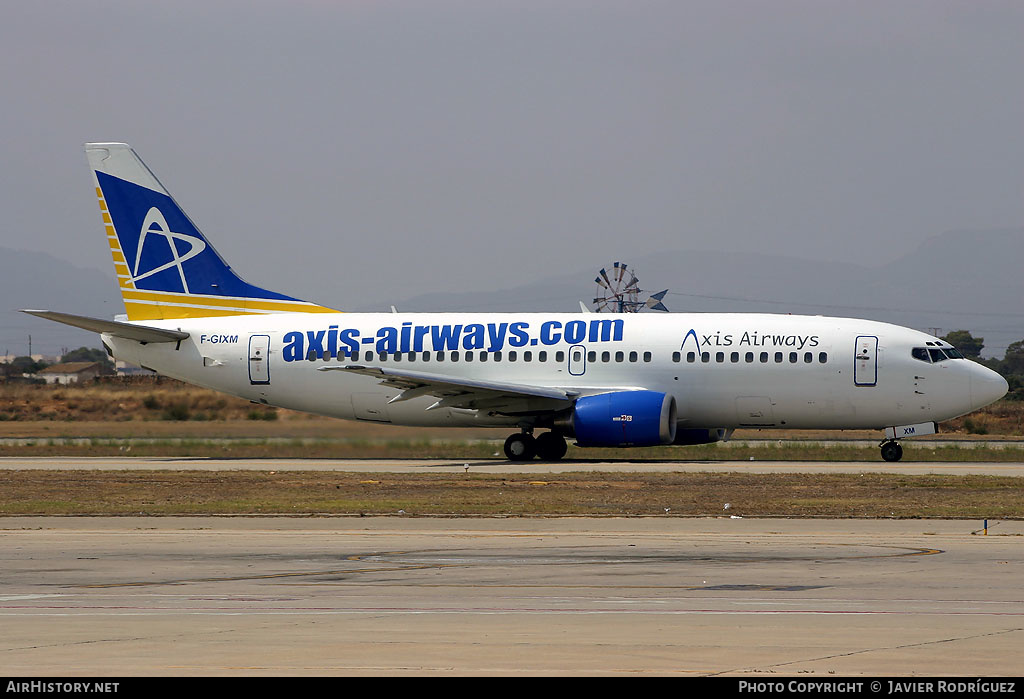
[3,379,1024,460]
[2,378,1022,440]
[3,382,1022,519]
[1,470,1021,518]
[0,378,274,423]
[0,379,512,441]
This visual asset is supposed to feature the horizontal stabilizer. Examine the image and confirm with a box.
[21,310,189,343]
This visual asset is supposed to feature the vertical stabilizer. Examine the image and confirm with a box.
[86,143,338,320]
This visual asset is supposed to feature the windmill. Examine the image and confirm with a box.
[592,262,669,313]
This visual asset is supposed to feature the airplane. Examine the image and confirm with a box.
[23,143,1009,463]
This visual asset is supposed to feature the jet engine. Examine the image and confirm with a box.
[567,390,677,447]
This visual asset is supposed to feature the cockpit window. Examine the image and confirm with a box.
[914,345,967,362]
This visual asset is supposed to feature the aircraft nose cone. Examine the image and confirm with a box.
[971,366,1009,409]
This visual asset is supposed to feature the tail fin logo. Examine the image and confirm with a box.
[132,207,207,292]
[94,163,335,317]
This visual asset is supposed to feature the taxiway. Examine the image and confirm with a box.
[1,516,1021,676]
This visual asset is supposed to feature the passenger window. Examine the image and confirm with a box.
[393,352,402,362]
[306,350,318,361]
[716,352,725,363]
[643,351,652,362]
[587,351,596,362]
[701,352,710,363]
[629,351,638,362]
[479,351,488,362]
[759,352,768,363]
[804,352,813,363]
[789,352,798,363]
[601,351,610,362]
[450,351,459,362]
[422,352,430,362]
[436,351,445,362]
[745,352,754,363]
[494,351,502,362]
[338,350,348,360]
[730,352,740,363]
[379,352,388,362]
[365,351,374,362]
[539,351,547,362]
[407,352,416,362]
[509,351,518,362]
[818,352,828,363]
[524,351,533,362]
[555,351,564,362]
[616,351,625,362]
[687,352,696,363]
[465,352,473,362]
[775,352,783,363]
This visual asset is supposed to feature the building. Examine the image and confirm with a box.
[36,362,105,385]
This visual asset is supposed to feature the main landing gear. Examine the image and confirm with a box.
[503,430,568,462]
[880,439,904,462]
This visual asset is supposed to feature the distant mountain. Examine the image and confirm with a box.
[368,228,1024,358]
[4,228,1022,358]
[0,247,120,356]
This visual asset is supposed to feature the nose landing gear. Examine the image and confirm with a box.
[880,439,904,462]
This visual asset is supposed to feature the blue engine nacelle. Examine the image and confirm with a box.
[571,390,677,447]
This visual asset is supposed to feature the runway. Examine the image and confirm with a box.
[1,516,1022,676]
[4,455,1024,476]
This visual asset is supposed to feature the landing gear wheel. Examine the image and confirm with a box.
[534,432,568,462]
[880,440,903,462]
[504,433,537,461]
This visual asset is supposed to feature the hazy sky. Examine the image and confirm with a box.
[2,0,1022,310]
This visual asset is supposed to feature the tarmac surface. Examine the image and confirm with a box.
[2,456,1021,676]
[4,455,1024,476]
[1,515,1022,676]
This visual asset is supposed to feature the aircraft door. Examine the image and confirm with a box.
[248,334,271,385]
[854,335,878,386]
[568,344,587,376]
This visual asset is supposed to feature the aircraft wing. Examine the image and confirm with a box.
[318,365,580,412]
[21,310,189,344]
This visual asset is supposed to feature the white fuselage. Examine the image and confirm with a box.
[104,312,1007,432]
